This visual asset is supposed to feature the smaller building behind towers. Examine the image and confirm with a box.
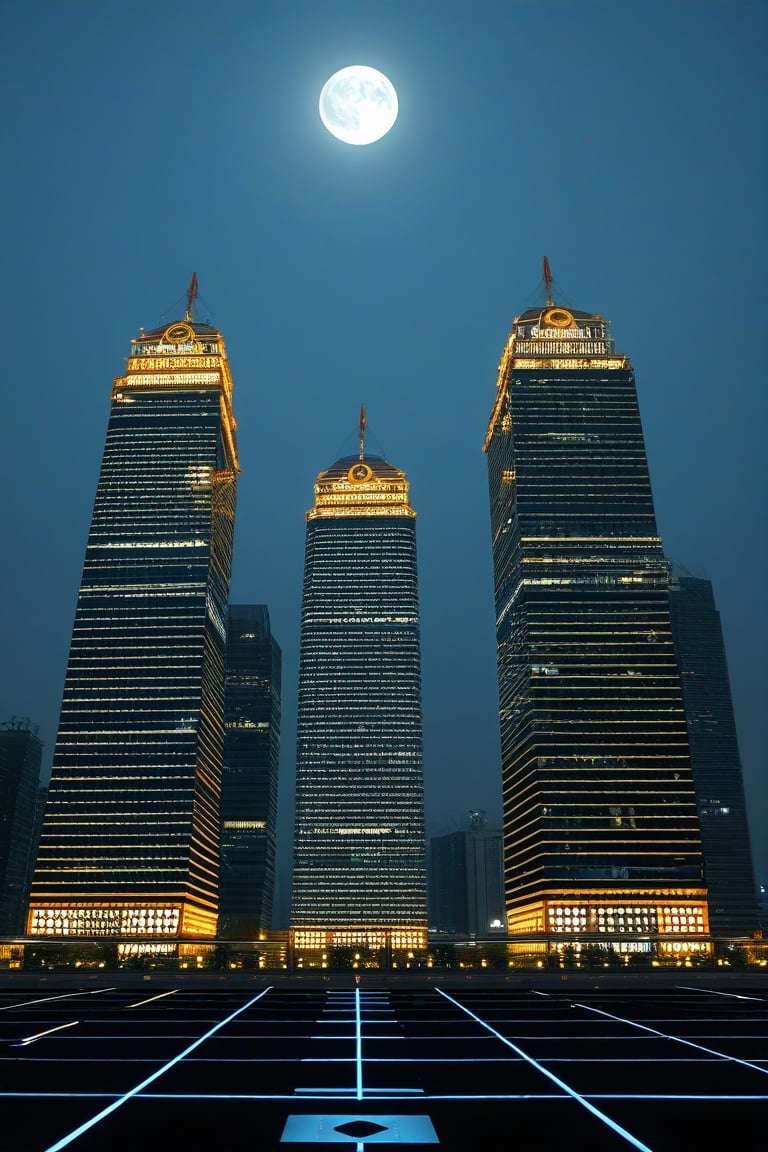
[669,575,759,936]
[220,605,281,937]
[429,811,506,936]
[0,719,43,934]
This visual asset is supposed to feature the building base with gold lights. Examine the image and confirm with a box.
[507,892,710,953]
[291,927,428,969]
[26,901,217,940]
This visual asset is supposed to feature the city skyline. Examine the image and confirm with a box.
[2,2,766,904]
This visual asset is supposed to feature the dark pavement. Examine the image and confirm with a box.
[1,973,766,1150]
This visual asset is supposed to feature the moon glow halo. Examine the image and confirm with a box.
[319,65,398,145]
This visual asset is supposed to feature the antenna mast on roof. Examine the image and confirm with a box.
[543,256,553,306]
[185,272,198,322]
[359,405,366,462]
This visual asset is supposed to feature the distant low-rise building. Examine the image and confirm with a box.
[429,811,505,935]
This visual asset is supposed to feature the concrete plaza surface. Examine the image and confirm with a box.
[1,971,766,1150]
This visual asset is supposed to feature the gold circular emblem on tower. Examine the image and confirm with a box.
[163,322,195,345]
[348,463,373,483]
[543,307,575,329]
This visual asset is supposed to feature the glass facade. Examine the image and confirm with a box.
[291,452,427,945]
[28,317,238,938]
[669,576,759,936]
[220,604,281,937]
[484,299,708,938]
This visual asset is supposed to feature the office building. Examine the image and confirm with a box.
[28,279,239,939]
[429,811,505,935]
[291,417,427,952]
[484,261,708,946]
[0,719,43,934]
[669,575,758,936]
[220,605,281,937]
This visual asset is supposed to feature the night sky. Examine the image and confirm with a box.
[2,1,766,924]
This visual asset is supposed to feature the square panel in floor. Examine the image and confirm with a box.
[281,1113,439,1143]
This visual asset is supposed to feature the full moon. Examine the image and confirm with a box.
[319,65,398,145]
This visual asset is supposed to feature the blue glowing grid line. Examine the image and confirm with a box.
[571,1000,768,1075]
[355,988,363,1099]
[436,988,653,1152]
[2,1092,767,1102]
[675,985,766,1001]
[40,987,273,1152]
[0,988,116,1012]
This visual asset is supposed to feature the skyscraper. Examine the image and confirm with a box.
[28,278,239,940]
[0,719,43,935]
[291,416,427,952]
[669,575,758,936]
[429,811,505,936]
[484,261,708,947]
[220,604,281,937]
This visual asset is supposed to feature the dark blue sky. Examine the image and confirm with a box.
[2,1,766,919]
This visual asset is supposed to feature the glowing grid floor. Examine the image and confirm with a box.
[0,980,766,1149]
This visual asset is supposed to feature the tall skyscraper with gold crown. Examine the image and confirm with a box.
[291,413,427,956]
[484,260,709,953]
[28,277,239,940]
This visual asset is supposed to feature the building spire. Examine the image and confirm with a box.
[185,272,198,322]
[543,256,553,306]
[359,404,366,462]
